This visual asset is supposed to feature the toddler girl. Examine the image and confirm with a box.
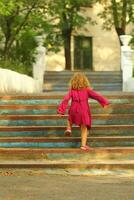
[57,73,109,151]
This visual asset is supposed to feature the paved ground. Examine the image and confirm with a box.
[0,172,134,200]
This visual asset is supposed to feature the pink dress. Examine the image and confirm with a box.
[57,88,109,129]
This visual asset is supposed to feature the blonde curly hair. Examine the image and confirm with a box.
[69,73,90,90]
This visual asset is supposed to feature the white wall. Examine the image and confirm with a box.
[0,68,41,94]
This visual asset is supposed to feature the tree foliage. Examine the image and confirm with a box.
[0,0,41,58]
[0,0,54,74]
[98,0,134,45]
[0,0,97,71]
[0,0,15,15]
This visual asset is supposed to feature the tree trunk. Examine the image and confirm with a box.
[3,39,13,62]
[2,17,13,60]
[121,0,127,31]
[112,0,127,46]
[115,27,125,46]
[62,29,72,70]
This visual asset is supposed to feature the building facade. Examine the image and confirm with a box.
[46,3,132,72]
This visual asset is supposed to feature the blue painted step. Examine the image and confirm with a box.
[0,136,134,148]
[0,93,133,150]
[0,116,133,126]
[0,104,134,115]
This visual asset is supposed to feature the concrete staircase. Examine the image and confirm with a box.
[44,71,122,92]
[0,93,134,175]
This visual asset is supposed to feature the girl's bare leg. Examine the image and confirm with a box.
[66,120,72,131]
[81,124,88,147]
[64,120,72,136]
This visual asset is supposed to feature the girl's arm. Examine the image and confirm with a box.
[87,88,110,107]
[57,90,72,115]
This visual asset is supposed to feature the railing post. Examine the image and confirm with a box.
[120,35,134,91]
[33,35,46,92]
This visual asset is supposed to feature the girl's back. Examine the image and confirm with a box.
[57,73,109,150]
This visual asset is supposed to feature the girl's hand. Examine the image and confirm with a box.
[57,112,64,115]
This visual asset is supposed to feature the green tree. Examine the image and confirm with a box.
[0,0,96,72]
[0,0,14,15]
[48,0,95,70]
[98,0,134,45]
[0,0,57,75]
[0,0,43,60]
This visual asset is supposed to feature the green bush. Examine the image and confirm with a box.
[0,30,37,77]
[0,59,33,76]
[14,30,37,67]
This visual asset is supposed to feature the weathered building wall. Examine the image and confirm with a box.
[46,3,132,71]
[78,3,121,71]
